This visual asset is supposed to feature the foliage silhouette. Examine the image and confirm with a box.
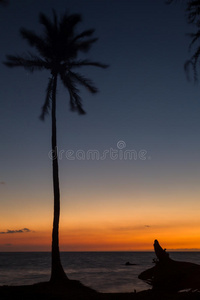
[4,10,108,283]
[168,0,200,80]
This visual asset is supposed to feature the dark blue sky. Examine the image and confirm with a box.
[1,0,200,251]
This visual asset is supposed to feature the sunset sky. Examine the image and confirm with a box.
[1,0,200,251]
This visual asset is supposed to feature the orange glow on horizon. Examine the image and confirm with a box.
[1,192,200,252]
[1,220,200,252]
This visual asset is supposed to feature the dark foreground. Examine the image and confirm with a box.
[1,281,200,300]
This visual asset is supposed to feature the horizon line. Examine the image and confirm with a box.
[1,249,200,253]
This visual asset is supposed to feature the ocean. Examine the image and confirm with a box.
[1,252,200,293]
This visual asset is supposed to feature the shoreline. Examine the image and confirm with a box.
[0,281,200,300]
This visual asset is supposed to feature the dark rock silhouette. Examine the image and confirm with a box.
[139,239,200,292]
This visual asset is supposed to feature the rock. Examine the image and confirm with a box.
[138,240,200,292]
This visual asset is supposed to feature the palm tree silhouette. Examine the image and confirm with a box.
[4,11,107,283]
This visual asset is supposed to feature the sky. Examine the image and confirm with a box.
[1,0,200,252]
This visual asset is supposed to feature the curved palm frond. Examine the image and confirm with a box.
[188,30,200,51]
[191,46,200,74]
[59,13,82,39]
[172,0,200,80]
[184,59,195,81]
[187,0,200,23]
[39,11,59,55]
[39,12,56,36]
[60,71,86,114]
[69,71,98,93]
[20,28,44,48]
[57,14,82,60]
[20,28,50,59]
[73,29,95,42]
[75,37,98,53]
[40,77,53,120]
[69,59,109,69]
[185,46,200,81]
[4,54,47,72]
[167,1,200,23]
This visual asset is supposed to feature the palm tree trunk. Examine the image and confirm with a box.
[50,73,68,283]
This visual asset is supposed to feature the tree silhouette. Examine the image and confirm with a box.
[168,0,200,80]
[4,11,107,283]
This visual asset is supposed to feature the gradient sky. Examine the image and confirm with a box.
[1,0,200,251]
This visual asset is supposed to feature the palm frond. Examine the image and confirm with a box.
[20,28,51,58]
[4,54,47,72]
[184,59,194,81]
[187,1,200,23]
[191,46,200,80]
[69,71,98,93]
[75,38,98,53]
[20,28,44,47]
[55,13,81,60]
[185,46,200,81]
[188,30,200,50]
[69,59,109,69]
[20,28,49,58]
[59,13,81,41]
[73,29,95,42]
[60,72,86,114]
[40,77,53,120]
[39,12,56,38]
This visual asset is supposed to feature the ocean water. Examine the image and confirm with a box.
[0,252,200,293]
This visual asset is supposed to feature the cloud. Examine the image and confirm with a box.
[0,181,5,185]
[112,225,151,232]
[0,228,33,234]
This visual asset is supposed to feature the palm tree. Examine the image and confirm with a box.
[4,11,107,283]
